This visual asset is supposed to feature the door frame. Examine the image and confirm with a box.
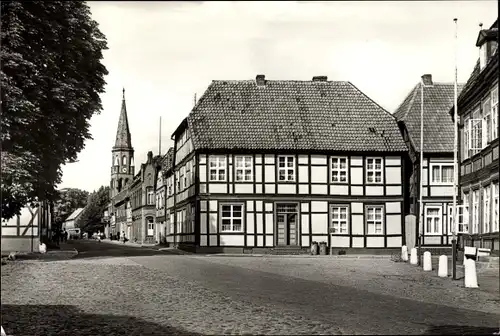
[274,202,300,246]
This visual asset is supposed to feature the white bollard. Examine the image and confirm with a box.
[438,255,448,277]
[1,325,6,336]
[401,245,408,262]
[410,248,418,265]
[464,258,479,288]
[423,251,432,271]
[39,243,47,254]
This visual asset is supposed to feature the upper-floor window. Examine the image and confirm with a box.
[175,170,180,190]
[366,158,383,184]
[235,156,253,182]
[168,176,173,196]
[209,155,226,182]
[479,43,488,70]
[366,205,384,234]
[278,155,295,182]
[115,156,120,166]
[122,155,127,166]
[330,205,349,234]
[430,163,453,185]
[492,86,498,140]
[483,97,492,144]
[424,206,442,235]
[331,157,348,183]
[180,166,185,190]
[185,162,190,187]
[220,204,243,232]
[147,187,155,205]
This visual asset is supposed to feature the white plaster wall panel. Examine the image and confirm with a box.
[351,202,363,214]
[228,184,233,194]
[298,155,309,164]
[265,214,274,234]
[301,235,310,247]
[199,165,207,182]
[301,214,310,233]
[209,213,218,234]
[256,213,263,233]
[430,186,454,197]
[210,184,227,194]
[351,215,364,235]
[386,186,402,196]
[255,165,262,183]
[255,155,262,164]
[265,235,274,247]
[386,215,401,234]
[311,166,327,183]
[220,235,245,246]
[199,184,207,194]
[265,203,273,212]
[311,155,327,165]
[422,168,428,185]
[330,185,349,195]
[352,237,364,247]
[386,167,401,184]
[311,214,328,234]
[311,235,328,243]
[246,201,254,211]
[350,167,363,184]
[256,201,263,212]
[423,158,428,167]
[299,166,309,183]
[257,235,264,246]
[200,235,208,246]
[385,202,401,214]
[265,155,275,164]
[278,184,296,194]
[256,184,263,193]
[351,156,363,166]
[200,213,207,234]
[265,165,275,183]
[209,235,218,246]
[351,186,363,195]
[265,184,276,194]
[366,237,384,247]
[331,236,350,247]
[387,236,402,247]
[422,188,428,197]
[299,184,309,194]
[366,186,384,196]
[246,213,255,233]
[425,236,441,245]
[199,155,207,164]
[385,156,401,166]
[301,202,309,212]
[200,201,207,211]
[235,184,253,194]
[209,200,218,212]
[2,227,17,235]
[311,201,328,213]
[311,185,328,195]
[246,235,255,247]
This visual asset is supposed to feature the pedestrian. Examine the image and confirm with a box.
[122,230,127,244]
[63,228,68,242]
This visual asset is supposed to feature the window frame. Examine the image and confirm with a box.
[209,155,227,182]
[235,155,253,182]
[472,189,480,234]
[365,205,384,235]
[365,157,384,184]
[483,97,492,145]
[492,85,498,140]
[424,206,442,235]
[330,204,349,234]
[483,185,491,233]
[331,157,348,184]
[147,217,154,236]
[429,163,454,185]
[146,187,155,205]
[493,182,499,232]
[277,155,296,182]
[219,203,244,233]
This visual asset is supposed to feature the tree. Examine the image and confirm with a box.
[52,188,89,229]
[1,1,108,220]
[76,186,109,233]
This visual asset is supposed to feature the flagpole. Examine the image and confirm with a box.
[159,116,162,156]
[418,75,424,266]
[452,17,458,280]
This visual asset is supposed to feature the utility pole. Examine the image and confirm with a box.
[452,17,459,280]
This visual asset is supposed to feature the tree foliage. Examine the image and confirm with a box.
[76,186,109,233]
[52,188,89,229]
[1,1,108,220]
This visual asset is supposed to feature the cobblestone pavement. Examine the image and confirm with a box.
[1,241,499,336]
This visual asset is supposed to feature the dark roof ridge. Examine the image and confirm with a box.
[394,83,419,121]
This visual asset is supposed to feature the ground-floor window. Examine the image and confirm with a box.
[493,182,499,232]
[220,204,243,232]
[483,185,491,233]
[472,189,479,234]
[424,206,442,235]
[330,205,349,234]
[366,205,384,234]
[147,217,154,236]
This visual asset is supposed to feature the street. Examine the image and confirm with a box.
[1,240,499,336]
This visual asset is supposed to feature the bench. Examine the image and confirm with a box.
[477,247,491,257]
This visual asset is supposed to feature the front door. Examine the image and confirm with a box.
[276,203,299,246]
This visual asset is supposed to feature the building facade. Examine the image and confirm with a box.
[456,20,499,254]
[165,75,409,254]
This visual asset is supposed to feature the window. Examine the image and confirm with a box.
[209,156,227,181]
[147,187,155,205]
[168,176,172,196]
[366,158,383,184]
[147,217,154,236]
[122,155,127,166]
[177,210,183,234]
[424,206,442,235]
[430,163,454,185]
[483,97,492,144]
[330,205,349,234]
[115,156,120,166]
[472,189,479,234]
[331,157,348,183]
[483,185,491,233]
[366,205,384,234]
[479,43,488,70]
[492,86,498,140]
[182,208,187,233]
[463,116,470,160]
[180,166,185,190]
[235,156,253,182]
[493,182,499,232]
[176,171,180,190]
[278,156,295,181]
[185,162,190,187]
[469,108,483,154]
[220,204,243,232]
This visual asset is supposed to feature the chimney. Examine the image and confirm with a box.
[312,76,328,82]
[256,74,266,86]
[421,74,433,87]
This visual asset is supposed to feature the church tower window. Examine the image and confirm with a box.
[122,155,127,165]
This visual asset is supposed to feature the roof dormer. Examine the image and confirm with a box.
[476,22,498,71]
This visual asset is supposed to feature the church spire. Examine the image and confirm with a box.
[114,88,133,150]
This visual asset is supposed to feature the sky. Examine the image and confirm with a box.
[58,0,498,193]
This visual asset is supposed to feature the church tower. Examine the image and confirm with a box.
[110,88,134,199]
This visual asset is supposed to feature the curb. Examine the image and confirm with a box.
[201,254,393,259]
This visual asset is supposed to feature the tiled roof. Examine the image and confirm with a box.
[114,90,133,150]
[186,79,407,152]
[65,208,84,221]
[162,147,174,171]
[394,82,464,153]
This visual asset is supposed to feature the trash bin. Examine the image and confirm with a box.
[311,241,319,255]
[319,242,328,255]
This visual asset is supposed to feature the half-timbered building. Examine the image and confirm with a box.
[166,75,409,254]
